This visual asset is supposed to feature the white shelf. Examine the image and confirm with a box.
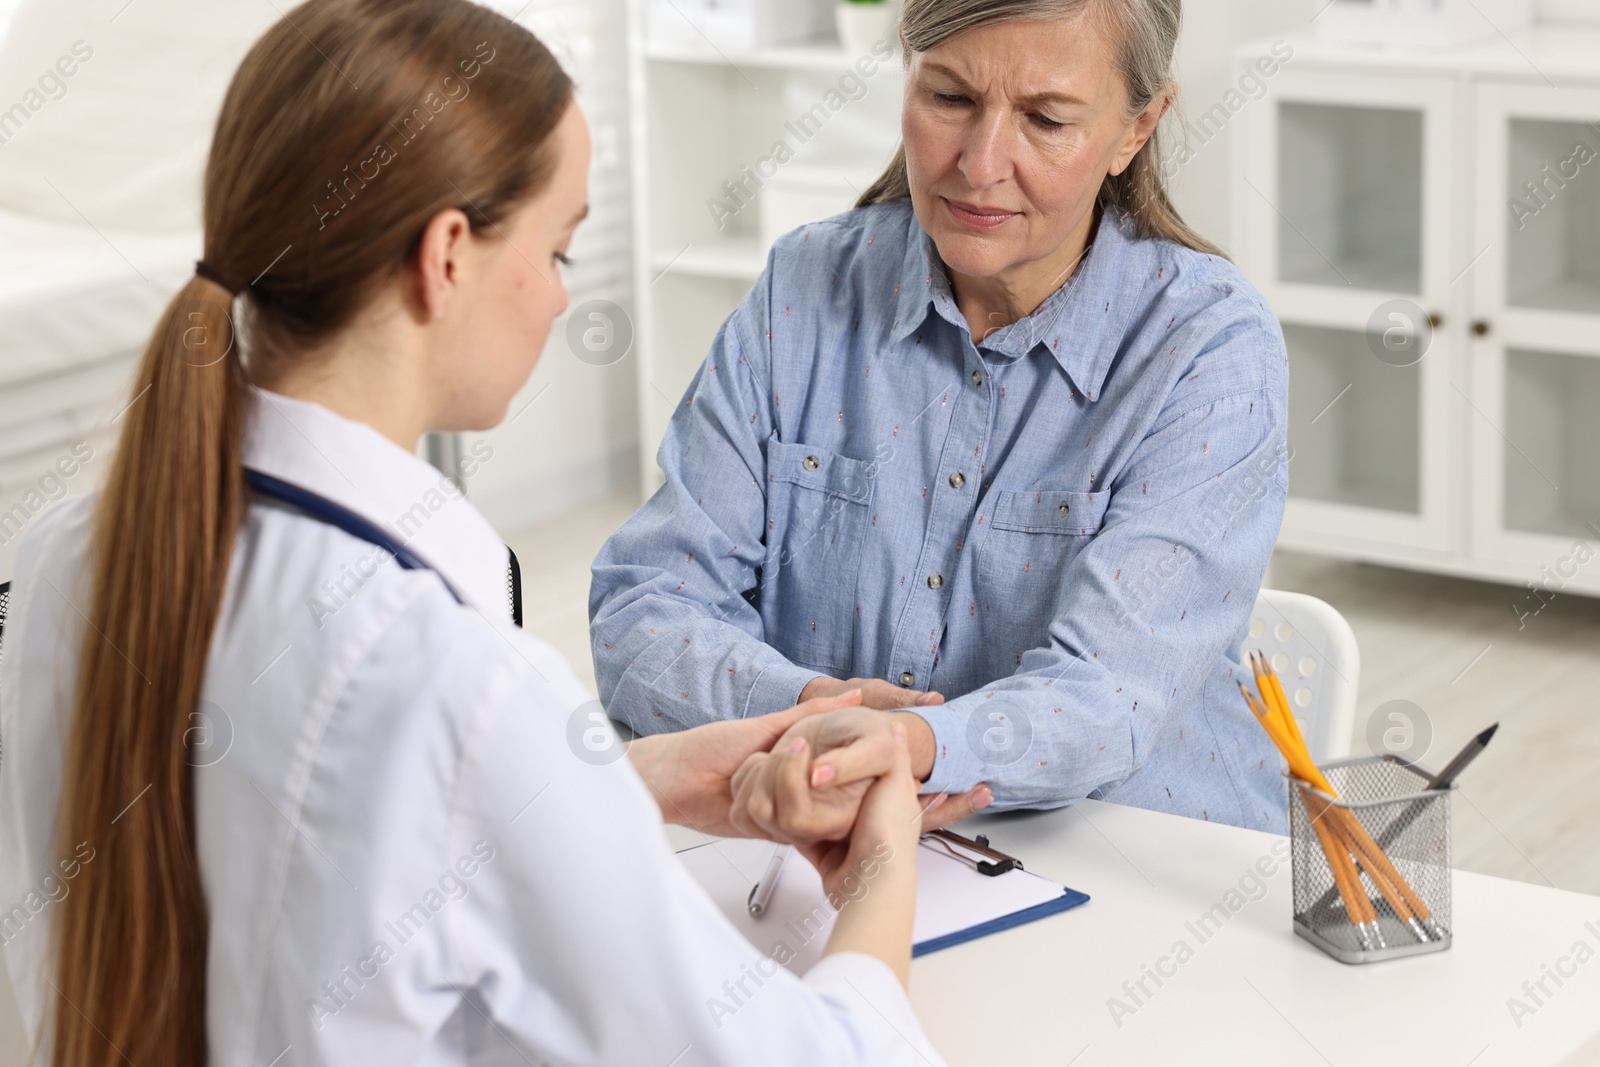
[1510,277,1600,316]
[643,39,896,72]
[629,0,905,493]
[1505,116,1600,317]
[1240,27,1600,80]
[650,237,767,280]
[1501,346,1600,541]
[1499,306,1600,357]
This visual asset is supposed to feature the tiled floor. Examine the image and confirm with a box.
[511,491,1600,897]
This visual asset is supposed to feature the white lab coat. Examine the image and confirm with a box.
[0,386,945,1066]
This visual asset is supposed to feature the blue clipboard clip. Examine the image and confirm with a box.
[921,828,1023,877]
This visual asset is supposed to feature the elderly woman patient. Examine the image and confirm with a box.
[591,0,1291,831]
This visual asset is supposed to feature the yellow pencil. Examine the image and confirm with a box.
[1243,649,1433,946]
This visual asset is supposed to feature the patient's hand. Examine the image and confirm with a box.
[628,689,867,838]
[728,706,992,845]
[801,675,946,711]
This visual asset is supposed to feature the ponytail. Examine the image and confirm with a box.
[45,1,574,1062]
[49,274,243,1065]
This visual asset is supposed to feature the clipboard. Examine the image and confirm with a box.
[675,830,1089,972]
[910,829,1089,956]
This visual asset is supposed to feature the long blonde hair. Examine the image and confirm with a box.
[47,2,572,1063]
[857,0,1223,257]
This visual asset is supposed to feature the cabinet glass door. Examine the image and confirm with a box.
[1276,102,1424,294]
[1470,82,1600,589]
[1237,67,1458,557]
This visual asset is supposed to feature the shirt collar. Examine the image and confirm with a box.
[241,385,510,620]
[887,203,1144,403]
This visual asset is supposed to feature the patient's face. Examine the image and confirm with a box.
[901,13,1150,286]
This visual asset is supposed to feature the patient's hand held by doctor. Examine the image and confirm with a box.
[730,704,990,843]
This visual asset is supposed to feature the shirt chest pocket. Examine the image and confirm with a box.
[763,439,875,672]
[976,488,1110,605]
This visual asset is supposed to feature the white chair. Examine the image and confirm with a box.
[1247,588,1359,762]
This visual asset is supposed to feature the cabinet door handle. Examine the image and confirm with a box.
[1471,319,1492,337]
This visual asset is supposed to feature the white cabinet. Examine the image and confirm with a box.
[1235,28,1600,597]
[625,0,903,493]
[1470,81,1600,577]
[1237,66,1461,558]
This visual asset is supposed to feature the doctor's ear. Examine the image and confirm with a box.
[409,206,476,323]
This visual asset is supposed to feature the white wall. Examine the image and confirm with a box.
[1164,0,1317,253]
[1539,0,1600,23]
[462,0,642,534]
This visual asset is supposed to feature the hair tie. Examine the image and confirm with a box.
[194,259,243,298]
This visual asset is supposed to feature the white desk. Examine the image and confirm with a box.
[674,801,1600,1066]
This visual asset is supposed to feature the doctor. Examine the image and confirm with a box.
[591,0,1291,832]
[0,2,947,1065]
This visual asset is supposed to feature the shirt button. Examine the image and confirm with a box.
[1058,502,1070,516]
[971,370,983,387]
[949,472,966,489]
[899,671,916,688]
[927,574,944,589]
[803,455,819,472]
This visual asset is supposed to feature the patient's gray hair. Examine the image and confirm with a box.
[857,0,1222,257]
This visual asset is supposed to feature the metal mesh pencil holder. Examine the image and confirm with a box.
[1288,754,1454,964]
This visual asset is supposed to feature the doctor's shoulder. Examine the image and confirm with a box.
[355,577,594,740]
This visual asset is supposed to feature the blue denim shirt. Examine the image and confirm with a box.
[590,200,1291,831]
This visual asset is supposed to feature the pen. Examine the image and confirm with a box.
[747,844,790,917]
[1426,722,1499,790]
[1306,722,1498,929]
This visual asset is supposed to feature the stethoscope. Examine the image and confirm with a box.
[245,468,485,611]
[0,470,520,776]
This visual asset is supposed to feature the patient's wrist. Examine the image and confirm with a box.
[798,674,835,703]
[888,712,936,783]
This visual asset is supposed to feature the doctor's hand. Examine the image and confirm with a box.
[727,706,993,845]
[797,720,924,910]
[626,689,868,839]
